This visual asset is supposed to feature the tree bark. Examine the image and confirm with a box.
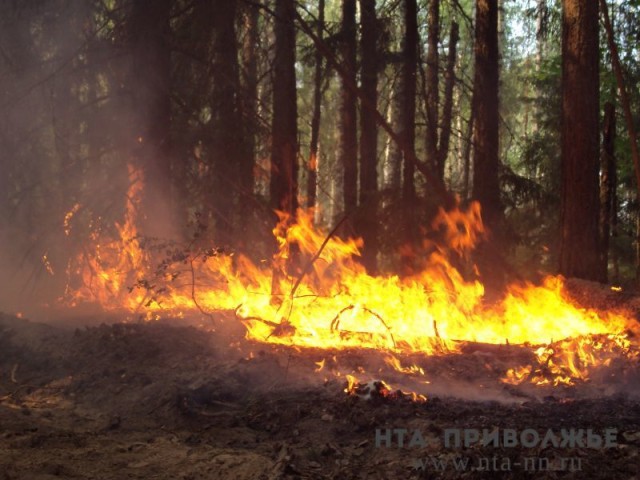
[129,0,173,237]
[209,0,246,243]
[599,101,616,283]
[471,0,507,292]
[399,0,418,273]
[437,21,459,182]
[386,82,403,193]
[559,0,600,280]
[306,0,325,210]
[462,105,475,200]
[400,0,418,209]
[425,0,440,177]
[472,0,501,229]
[270,0,299,217]
[339,0,359,216]
[241,1,259,199]
[599,0,640,283]
[358,0,379,272]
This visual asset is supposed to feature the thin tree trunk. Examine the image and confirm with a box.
[401,0,418,207]
[400,0,418,273]
[293,8,453,207]
[462,106,474,199]
[437,21,459,182]
[600,0,639,185]
[612,182,619,282]
[241,1,259,197]
[559,0,600,280]
[306,0,325,210]
[599,101,616,283]
[358,0,378,272]
[234,0,259,248]
[425,0,439,176]
[599,0,640,283]
[270,0,299,217]
[210,0,244,243]
[339,0,358,216]
[386,81,403,193]
[129,0,173,237]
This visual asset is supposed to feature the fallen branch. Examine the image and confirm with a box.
[289,213,350,301]
[234,305,296,338]
[329,304,397,349]
[189,255,216,326]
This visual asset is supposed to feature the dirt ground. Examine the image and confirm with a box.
[1,306,640,480]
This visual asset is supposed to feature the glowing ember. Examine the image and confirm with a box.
[61,167,640,389]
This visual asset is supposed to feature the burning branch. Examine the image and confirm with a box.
[189,255,216,325]
[329,305,396,349]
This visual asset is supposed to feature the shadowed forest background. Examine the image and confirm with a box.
[1,0,639,316]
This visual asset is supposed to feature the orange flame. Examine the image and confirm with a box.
[62,169,640,388]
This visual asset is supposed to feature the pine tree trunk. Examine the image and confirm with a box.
[339,0,358,216]
[471,0,507,291]
[358,0,378,272]
[472,0,501,228]
[400,0,418,273]
[241,1,259,199]
[210,0,245,243]
[129,0,173,237]
[425,0,439,177]
[599,101,616,283]
[437,21,459,182]
[306,0,325,210]
[462,106,475,200]
[385,84,403,193]
[600,0,640,284]
[559,0,600,280]
[270,0,299,217]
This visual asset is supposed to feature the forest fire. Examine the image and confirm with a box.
[61,167,640,391]
[4,0,640,477]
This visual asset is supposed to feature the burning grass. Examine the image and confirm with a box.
[60,166,640,391]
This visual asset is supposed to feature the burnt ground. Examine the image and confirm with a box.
[0,308,639,480]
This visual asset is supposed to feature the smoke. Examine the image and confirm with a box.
[0,1,183,319]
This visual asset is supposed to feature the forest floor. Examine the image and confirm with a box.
[1,280,640,480]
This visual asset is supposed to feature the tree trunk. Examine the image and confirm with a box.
[358,0,378,273]
[599,101,616,283]
[293,8,453,207]
[599,0,640,284]
[241,1,259,199]
[400,0,418,273]
[471,0,505,291]
[306,0,325,210]
[437,21,459,182]
[472,0,501,228]
[462,105,475,200]
[270,0,299,217]
[339,0,358,216]
[425,0,439,177]
[385,83,403,193]
[209,0,245,243]
[129,0,173,237]
[559,0,600,280]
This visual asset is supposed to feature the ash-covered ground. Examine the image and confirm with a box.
[0,307,639,480]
